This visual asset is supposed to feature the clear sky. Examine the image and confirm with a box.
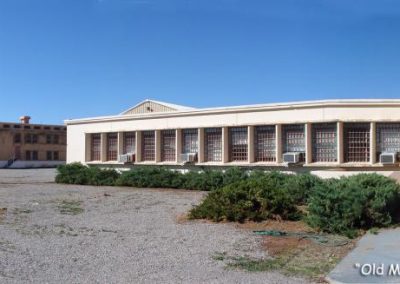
[1,0,400,124]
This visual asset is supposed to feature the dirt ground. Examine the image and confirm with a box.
[0,169,309,284]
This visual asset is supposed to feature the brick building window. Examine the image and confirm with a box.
[107,133,118,161]
[123,132,136,154]
[91,134,101,161]
[53,135,59,144]
[53,151,59,161]
[26,151,31,161]
[142,131,155,161]
[25,134,38,144]
[255,126,276,162]
[312,123,337,162]
[46,135,52,144]
[377,123,400,161]
[205,128,222,162]
[14,133,21,144]
[47,151,52,161]
[182,129,198,154]
[161,130,176,162]
[344,123,370,162]
[229,127,248,161]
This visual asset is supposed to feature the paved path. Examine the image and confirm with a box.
[328,228,400,283]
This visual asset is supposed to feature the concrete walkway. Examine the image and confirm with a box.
[327,228,400,283]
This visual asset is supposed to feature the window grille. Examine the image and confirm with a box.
[283,124,305,152]
[161,130,176,162]
[255,126,276,162]
[312,123,337,162]
[91,134,101,161]
[344,123,370,162]
[376,123,400,159]
[107,133,118,161]
[123,132,136,154]
[142,131,155,161]
[205,128,222,162]
[182,129,198,154]
[229,127,248,161]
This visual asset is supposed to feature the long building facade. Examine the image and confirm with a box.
[65,99,400,170]
[0,116,66,168]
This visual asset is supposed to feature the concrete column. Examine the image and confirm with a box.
[248,126,255,163]
[117,132,124,158]
[176,129,182,163]
[305,123,312,164]
[198,128,205,163]
[370,122,376,164]
[155,130,161,163]
[100,133,107,162]
[276,124,282,163]
[337,122,344,164]
[85,133,91,162]
[135,131,142,162]
[222,127,229,163]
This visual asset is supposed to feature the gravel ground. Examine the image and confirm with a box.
[0,169,306,284]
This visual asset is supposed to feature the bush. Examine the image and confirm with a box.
[306,174,400,237]
[283,173,324,205]
[189,176,300,222]
[56,163,119,186]
[116,167,183,188]
[86,167,119,186]
[55,163,90,184]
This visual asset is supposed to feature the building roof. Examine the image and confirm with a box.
[65,99,400,125]
[120,99,196,115]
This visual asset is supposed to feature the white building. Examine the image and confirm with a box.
[65,99,400,171]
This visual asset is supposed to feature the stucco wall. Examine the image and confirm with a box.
[66,104,400,164]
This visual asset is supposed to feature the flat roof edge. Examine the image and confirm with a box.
[65,99,400,125]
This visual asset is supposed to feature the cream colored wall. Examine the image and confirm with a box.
[66,104,400,164]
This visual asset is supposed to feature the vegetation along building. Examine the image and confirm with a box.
[0,116,66,168]
[65,99,400,172]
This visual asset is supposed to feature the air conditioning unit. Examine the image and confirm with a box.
[380,152,397,164]
[180,153,198,164]
[118,153,135,164]
[283,152,302,164]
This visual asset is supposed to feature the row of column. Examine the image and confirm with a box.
[87,122,379,165]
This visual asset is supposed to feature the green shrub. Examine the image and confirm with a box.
[56,163,119,186]
[55,163,90,184]
[306,174,400,237]
[116,167,183,188]
[189,176,300,222]
[283,173,324,205]
[86,167,120,186]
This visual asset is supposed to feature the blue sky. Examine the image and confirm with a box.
[1,0,400,124]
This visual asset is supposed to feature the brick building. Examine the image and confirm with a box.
[0,116,66,168]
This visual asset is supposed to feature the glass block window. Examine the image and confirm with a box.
[123,132,136,154]
[205,128,222,162]
[282,124,305,152]
[91,134,101,161]
[344,123,370,162]
[255,126,276,162]
[182,129,198,154]
[142,131,155,161]
[161,130,176,162]
[312,123,337,162]
[107,133,118,161]
[229,127,248,161]
[377,123,400,160]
